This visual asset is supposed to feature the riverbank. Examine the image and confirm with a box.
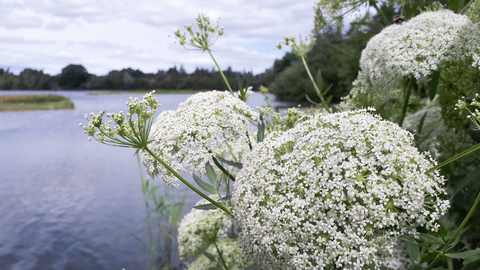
[0,94,74,111]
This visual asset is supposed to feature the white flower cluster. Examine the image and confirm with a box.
[188,239,246,270]
[346,10,480,107]
[141,91,258,186]
[234,109,449,270]
[404,106,480,163]
[178,196,234,259]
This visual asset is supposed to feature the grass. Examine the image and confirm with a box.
[0,94,75,112]
[88,89,202,95]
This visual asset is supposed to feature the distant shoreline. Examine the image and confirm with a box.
[0,94,74,112]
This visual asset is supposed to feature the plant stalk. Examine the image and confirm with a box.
[212,156,236,182]
[425,190,480,270]
[399,77,414,127]
[301,56,331,113]
[214,241,229,270]
[207,49,234,96]
[369,0,390,25]
[427,143,480,173]
[144,147,233,216]
[137,155,156,270]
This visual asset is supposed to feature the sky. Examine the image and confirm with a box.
[0,0,319,76]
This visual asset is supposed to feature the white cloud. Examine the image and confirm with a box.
[0,0,317,75]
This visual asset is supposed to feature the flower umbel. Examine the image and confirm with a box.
[456,94,480,130]
[142,90,258,187]
[80,91,159,149]
[174,13,224,52]
[234,109,449,269]
[276,34,316,58]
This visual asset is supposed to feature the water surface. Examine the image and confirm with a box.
[0,90,294,270]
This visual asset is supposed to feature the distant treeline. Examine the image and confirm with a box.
[0,65,274,92]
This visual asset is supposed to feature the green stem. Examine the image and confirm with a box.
[460,0,475,14]
[212,156,236,182]
[207,49,234,96]
[146,195,156,270]
[214,241,229,270]
[426,143,480,173]
[425,190,480,270]
[137,156,156,270]
[301,56,331,113]
[144,147,233,216]
[398,77,414,128]
[369,0,390,25]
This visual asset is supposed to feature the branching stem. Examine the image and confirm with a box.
[144,147,233,216]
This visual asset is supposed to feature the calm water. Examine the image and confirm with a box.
[0,90,294,270]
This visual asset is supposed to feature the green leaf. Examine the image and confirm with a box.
[193,174,217,194]
[322,84,333,96]
[418,233,444,245]
[141,179,148,196]
[417,111,428,136]
[215,156,243,169]
[221,195,232,201]
[400,234,417,243]
[193,203,218,210]
[325,95,333,105]
[405,240,420,263]
[428,69,441,100]
[203,251,217,262]
[445,248,480,259]
[172,193,187,226]
[205,162,218,188]
[464,252,480,265]
[446,236,461,251]
[316,68,323,93]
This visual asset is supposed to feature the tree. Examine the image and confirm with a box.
[58,64,90,89]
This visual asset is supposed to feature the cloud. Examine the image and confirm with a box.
[0,14,43,30]
[0,36,55,44]
[69,40,126,49]
[0,0,319,75]
[45,22,66,30]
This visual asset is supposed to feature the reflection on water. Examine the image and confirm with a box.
[0,90,295,270]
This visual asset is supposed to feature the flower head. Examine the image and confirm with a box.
[343,10,480,110]
[361,10,479,88]
[277,34,316,58]
[174,13,224,51]
[178,196,234,259]
[234,109,449,269]
[188,239,248,270]
[141,91,258,187]
[80,91,159,149]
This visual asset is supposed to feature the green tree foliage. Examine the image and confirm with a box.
[13,69,51,90]
[0,69,17,90]
[0,65,270,91]
[269,26,375,103]
[58,64,90,89]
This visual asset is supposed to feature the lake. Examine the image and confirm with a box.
[0,90,295,270]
